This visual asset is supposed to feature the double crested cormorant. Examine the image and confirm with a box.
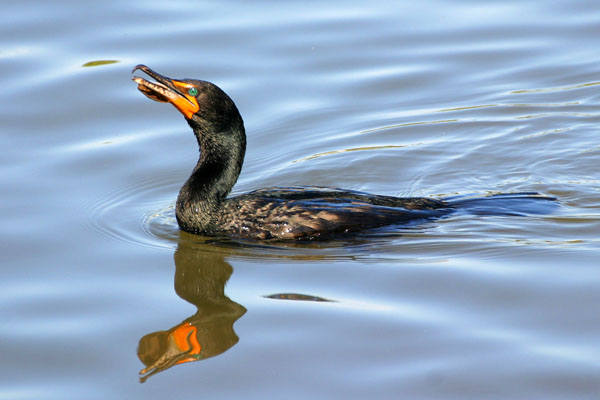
[131,65,552,240]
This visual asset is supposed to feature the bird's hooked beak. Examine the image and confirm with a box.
[132,64,200,119]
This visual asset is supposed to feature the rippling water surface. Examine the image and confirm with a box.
[2,0,599,398]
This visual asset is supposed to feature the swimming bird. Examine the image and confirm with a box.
[131,65,552,240]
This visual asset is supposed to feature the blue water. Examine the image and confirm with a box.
[1,0,599,398]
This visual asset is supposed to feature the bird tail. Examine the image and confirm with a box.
[445,192,558,216]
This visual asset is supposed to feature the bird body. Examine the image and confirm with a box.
[199,186,449,240]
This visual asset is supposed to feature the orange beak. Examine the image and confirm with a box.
[132,64,200,119]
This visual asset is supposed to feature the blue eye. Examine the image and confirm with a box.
[188,87,198,96]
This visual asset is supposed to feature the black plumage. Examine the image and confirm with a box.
[131,65,553,240]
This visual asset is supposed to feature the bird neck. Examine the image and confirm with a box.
[175,120,246,233]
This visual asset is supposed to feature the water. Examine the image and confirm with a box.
[2,0,599,398]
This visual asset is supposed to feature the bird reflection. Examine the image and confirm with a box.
[137,243,246,382]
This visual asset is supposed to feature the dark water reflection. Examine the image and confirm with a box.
[138,243,245,382]
[136,237,341,383]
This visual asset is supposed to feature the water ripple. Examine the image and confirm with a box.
[82,175,180,250]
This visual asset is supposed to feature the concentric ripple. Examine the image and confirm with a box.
[83,174,181,250]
